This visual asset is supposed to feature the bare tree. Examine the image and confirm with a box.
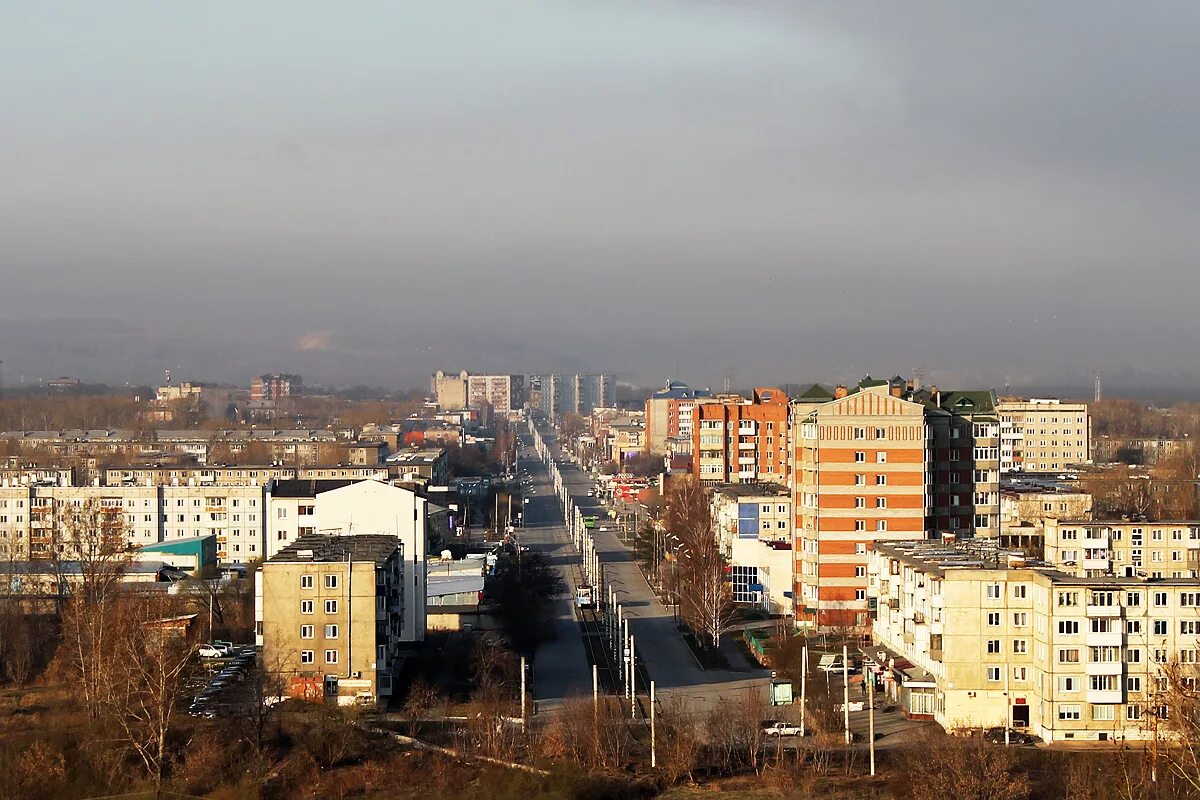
[666,477,733,650]
[893,729,1030,800]
[102,598,200,798]
[1154,659,1200,795]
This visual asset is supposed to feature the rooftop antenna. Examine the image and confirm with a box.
[1094,369,1102,403]
[723,367,734,395]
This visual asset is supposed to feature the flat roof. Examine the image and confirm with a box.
[269,534,401,564]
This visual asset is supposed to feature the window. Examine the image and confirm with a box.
[1013,612,1028,626]
[987,640,1002,654]
[1127,676,1142,692]
[1128,705,1143,721]
[1058,705,1082,721]
[324,624,338,639]
[986,666,1002,682]
[1058,676,1077,691]
[855,566,867,578]
[854,474,866,486]
[1127,591,1142,607]
[875,427,886,440]
[1058,591,1078,607]
[855,543,867,555]
[855,589,867,601]
[1092,705,1116,722]
[986,584,1001,600]
[300,625,314,639]
[875,474,887,486]
[855,497,866,509]
[1013,666,1028,681]
[1058,620,1080,635]
[325,600,338,614]
[855,451,866,463]
[876,497,887,508]
[300,650,314,664]
[854,427,866,440]
[1013,639,1028,654]
[1154,619,1168,636]
[876,520,888,532]
[325,649,338,664]
[855,520,866,531]
[325,574,339,590]
[300,600,314,614]
[876,451,887,463]
[1154,591,1168,607]
[1127,620,1142,635]
[1090,674,1118,691]
[987,612,1001,627]
[1182,592,1200,607]
[1013,585,1027,599]
[1126,648,1142,664]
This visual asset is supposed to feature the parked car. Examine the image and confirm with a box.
[198,644,231,659]
[983,727,1036,745]
[761,720,803,737]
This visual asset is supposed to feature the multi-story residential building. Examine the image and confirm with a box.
[0,466,74,487]
[431,370,469,411]
[573,374,614,417]
[256,534,405,705]
[265,479,428,640]
[693,388,789,484]
[790,384,930,628]
[251,373,302,402]
[869,539,1200,743]
[466,374,525,416]
[910,388,1002,540]
[997,398,1091,473]
[102,465,388,487]
[1093,437,1192,466]
[605,417,646,464]
[645,381,713,455]
[1043,519,1200,580]
[710,483,793,615]
[0,484,266,563]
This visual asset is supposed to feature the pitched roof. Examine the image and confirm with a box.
[795,383,834,401]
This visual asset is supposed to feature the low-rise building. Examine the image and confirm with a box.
[869,538,1200,743]
[256,534,404,706]
[385,448,449,485]
[710,483,793,615]
[1000,482,1093,551]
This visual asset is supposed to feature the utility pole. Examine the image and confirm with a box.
[868,674,876,776]
[842,644,851,745]
[630,633,637,719]
[800,643,807,738]
[593,663,598,713]
[650,680,657,768]
[520,655,527,724]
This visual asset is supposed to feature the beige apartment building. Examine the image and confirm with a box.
[710,483,793,614]
[997,398,1091,473]
[869,539,1200,743]
[256,534,405,705]
[1043,519,1200,580]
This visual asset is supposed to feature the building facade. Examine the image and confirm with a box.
[710,483,793,615]
[256,534,405,705]
[251,373,302,402]
[466,374,525,416]
[645,381,713,455]
[1043,519,1200,580]
[692,388,789,484]
[998,398,1091,473]
[869,539,1200,743]
[431,370,469,411]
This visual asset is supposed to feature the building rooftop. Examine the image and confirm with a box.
[269,534,401,564]
[712,482,790,500]
[268,478,358,498]
[386,448,447,465]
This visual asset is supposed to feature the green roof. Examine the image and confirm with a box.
[796,383,834,401]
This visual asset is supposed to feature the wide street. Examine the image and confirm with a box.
[530,425,771,714]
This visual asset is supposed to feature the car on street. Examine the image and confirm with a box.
[198,643,233,658]
[761,720,803,737]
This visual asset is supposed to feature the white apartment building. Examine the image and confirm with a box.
[1043,519,1200,580]
[0,484,265,563]
[997,399,1091,473]
[869,539,1200,743]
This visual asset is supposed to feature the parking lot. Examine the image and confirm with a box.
[187,643,258,718]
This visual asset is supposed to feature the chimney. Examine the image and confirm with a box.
[891,385,903,398]
[834,384,849,399]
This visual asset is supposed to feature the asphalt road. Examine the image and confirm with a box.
[535,426,771,713]
[516,434,593,714]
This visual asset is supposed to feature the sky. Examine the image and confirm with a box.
[3,1,1200,393]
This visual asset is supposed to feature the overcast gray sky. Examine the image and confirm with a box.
[3,1,1199,391]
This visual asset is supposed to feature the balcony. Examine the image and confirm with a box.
[1085,630,1123,647]
[1086,689,1124,705]
[929,648,944,661]
[1085,661,1124,676]
[738,441,756,450]
[1082,559,1111,573]
[1086,604,1123,618]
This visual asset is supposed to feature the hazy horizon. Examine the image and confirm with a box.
[5,3,1200,391]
